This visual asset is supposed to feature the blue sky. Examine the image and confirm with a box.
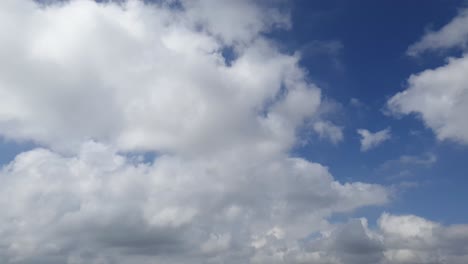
[283,0,468,224]
[1,0,468,263]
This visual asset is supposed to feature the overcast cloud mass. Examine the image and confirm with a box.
[0,0,467,263]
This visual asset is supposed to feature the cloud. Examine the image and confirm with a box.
[379,152,437,171]
[378,213,468,264]
[407,9,468,56]
[357,128,391,152]
[181,0,291,45]
[313,121,344,144]
[389,7,468,145]
[0,0,394,263]
[388,54,468,144]
[0,141,389,264]
[0,0,302,155]
[389,6,468,146]
[1,1,464,263]
[286,213,468,264]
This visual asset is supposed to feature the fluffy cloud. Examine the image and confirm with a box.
[0,141,388,263]
[290,213,468,264]
[0,0,309,155]
[389,9,468,145]
[357,128,391,151]
[0,0,392,263]
[1,0,462,263]
[3,143,465,264]
[388,55,468,144]
[378,213,468,264]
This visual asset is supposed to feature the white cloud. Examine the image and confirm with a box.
[389,8,468,145]
[0,0,308,155]
[0,141,389,263]
[378,213,438,239]
[407,9,468,56]
[0,0,394,263]
[388,55,468,144]
[313,121,344,144]
[378,213,461,264]
[357,128,391,152]
[1,1,464,263]
[181,0,291,45]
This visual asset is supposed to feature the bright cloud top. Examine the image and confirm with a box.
[0,0,313,155]
[357,128,391,152]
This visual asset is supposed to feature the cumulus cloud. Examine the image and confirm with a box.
[378,213,468,264]
[0,0,395,263]
[1,0,463,263]
[388,55,468,144]
[291,213,468,264]
[389,8,468,145]
[357,128,391,152]
[0,0,304,155]
[0,141,389,263]
[407,9,468,56]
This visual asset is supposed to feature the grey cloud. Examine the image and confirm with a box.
[291,214,468,264]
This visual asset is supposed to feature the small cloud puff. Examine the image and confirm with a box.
[357,128,391,152]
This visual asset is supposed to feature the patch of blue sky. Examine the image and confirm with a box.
[281,0,468,225]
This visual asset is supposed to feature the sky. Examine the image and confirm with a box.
[0,0,468,263]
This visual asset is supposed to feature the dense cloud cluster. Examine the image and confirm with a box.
[0,0,312,155]
[0,142,388,263]
[0,0,466,263]
[1,143,466,264]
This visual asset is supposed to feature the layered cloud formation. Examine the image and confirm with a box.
[0,1,466,263]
